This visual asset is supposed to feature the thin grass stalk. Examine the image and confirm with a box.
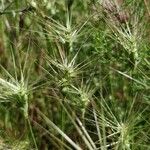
[27,117,38,150]
[60,101,97,150]
[32,120,72,150]
[93,108,103,149]
[38,110,82,150]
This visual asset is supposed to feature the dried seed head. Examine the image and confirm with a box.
[116,11,129,23]
[102,0,129,23]
[102,0,117,12]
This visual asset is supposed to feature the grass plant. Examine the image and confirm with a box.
[0,0,149,149]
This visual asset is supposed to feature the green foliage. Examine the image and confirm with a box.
[0,0,150,149]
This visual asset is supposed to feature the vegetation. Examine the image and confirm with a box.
[0,0,150,149]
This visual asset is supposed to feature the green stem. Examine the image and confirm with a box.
[27,118,38,150]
